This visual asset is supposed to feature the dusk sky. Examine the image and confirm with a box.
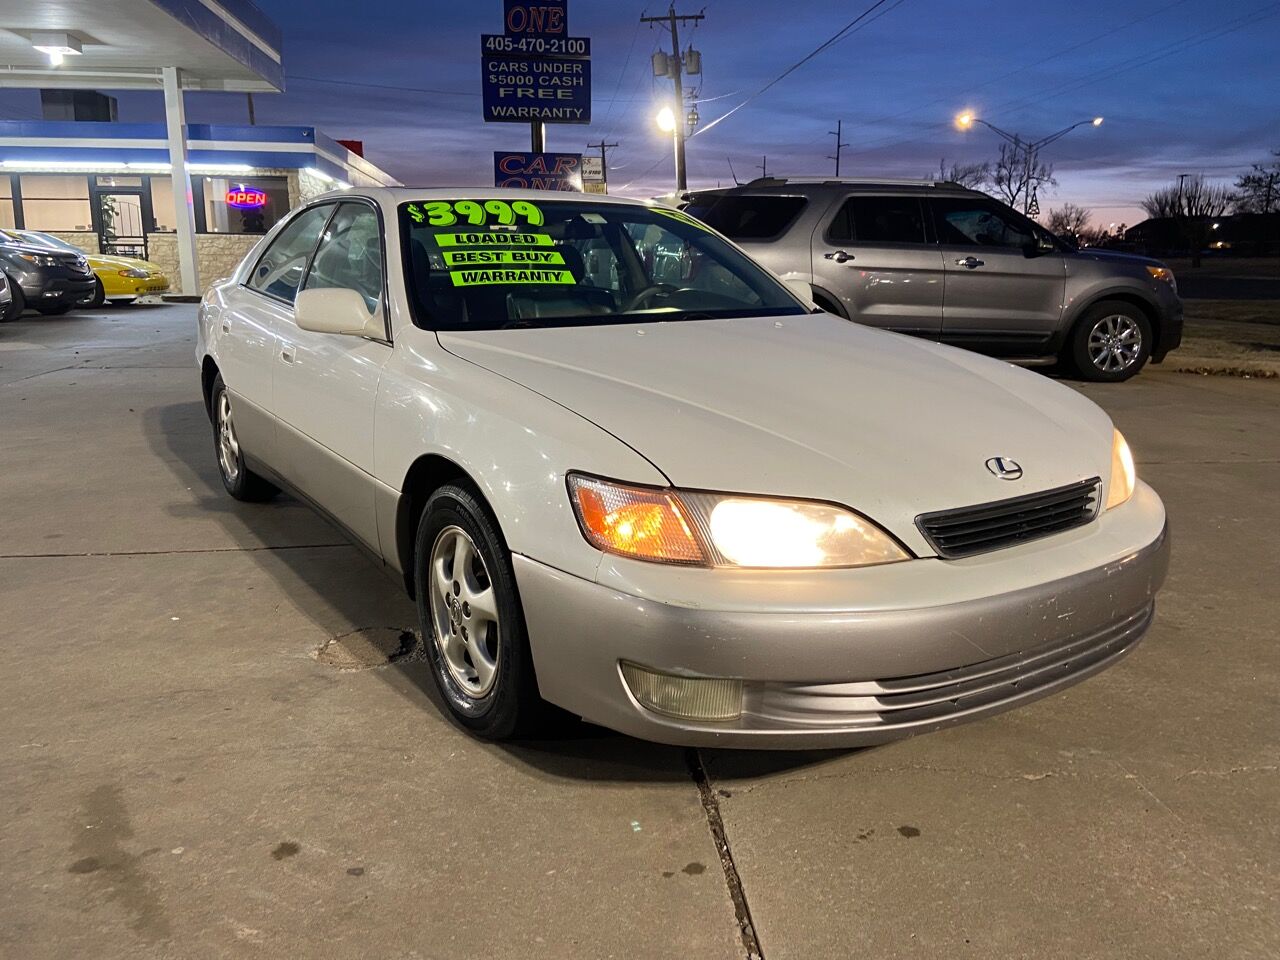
[2,0,1276,226]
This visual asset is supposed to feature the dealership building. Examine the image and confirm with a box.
[0,0,397,292]
[0,120,398,287]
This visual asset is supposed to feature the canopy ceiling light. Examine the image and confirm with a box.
[30,32,83,66]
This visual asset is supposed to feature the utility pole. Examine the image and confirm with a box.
[642,5,705,192]
[827,120,849,176]
[758,155,768,179]
[586,139,619,176]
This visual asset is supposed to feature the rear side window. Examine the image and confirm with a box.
[828,196,927,244]
[248,204,333,303]
[684,195,807,240]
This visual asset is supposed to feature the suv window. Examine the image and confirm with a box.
[931,197,1035,250]
[303,202,384,315]
[248,204,333,302]
[683,195,807,240]
[828,196,927,244]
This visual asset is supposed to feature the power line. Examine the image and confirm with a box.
[692,0,907,138]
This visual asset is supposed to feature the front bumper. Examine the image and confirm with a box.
[18,275,96,304]
[103,273,170,298]
[515,485,1170,749]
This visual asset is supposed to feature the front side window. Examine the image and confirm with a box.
[828,196,927,245]
[248,204,334,303]
[682,194,807,240]
[303,202,384,315]
[931,198,1035,249]
[399,199,806,331]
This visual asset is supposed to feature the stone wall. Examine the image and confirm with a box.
[46,232,100,255]
[144,234,261,286]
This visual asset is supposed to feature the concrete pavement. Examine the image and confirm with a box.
[1,305,1276,958]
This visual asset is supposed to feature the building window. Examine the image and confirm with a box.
[0,177,14,229]
[149,176,176,232]
[202,176,288,234]
[18,175,93,231]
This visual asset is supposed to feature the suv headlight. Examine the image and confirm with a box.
[16,252,59,268]
[1106,429,1136,509]
[567,473,909,568]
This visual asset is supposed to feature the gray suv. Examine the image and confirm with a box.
[683,178,1183,381]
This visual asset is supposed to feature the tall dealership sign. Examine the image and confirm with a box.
[483,1,591,188]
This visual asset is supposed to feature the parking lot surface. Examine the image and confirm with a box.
[2,304,1277,959]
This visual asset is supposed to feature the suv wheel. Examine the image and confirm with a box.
[1067,300,1152,382]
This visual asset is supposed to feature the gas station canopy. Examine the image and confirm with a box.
[0,0,283,92]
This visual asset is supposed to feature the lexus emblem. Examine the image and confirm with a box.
[985,457,1023,480]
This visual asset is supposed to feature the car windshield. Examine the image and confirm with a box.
[398,198,806,331]
[0,229,79,254]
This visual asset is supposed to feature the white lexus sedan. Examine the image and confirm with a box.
[197,188,1169,748]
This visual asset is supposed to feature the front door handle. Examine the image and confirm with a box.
[220,319,231,334]
[280,343,296,364]
[955,256,985,269]
[824,250,854,263]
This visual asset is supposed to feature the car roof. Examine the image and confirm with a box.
[308,186,659,210]
[683,177,987,199]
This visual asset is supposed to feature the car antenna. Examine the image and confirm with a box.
[726,157,741,186]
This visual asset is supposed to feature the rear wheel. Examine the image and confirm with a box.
[1067,300,1152,382]
[210,374,278,501]
[413,483,542,740]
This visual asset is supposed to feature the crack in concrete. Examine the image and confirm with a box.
[1174,764,1279,780]
[0,543,350,559]
[719,762,1080,796]
[686,748,764,960]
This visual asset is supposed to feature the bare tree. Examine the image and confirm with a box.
[1046,203,1092,244]
[989,143,1055,214]
[930,157,991,189]
[1234,148,1280,214]
[1141,174,1235,266]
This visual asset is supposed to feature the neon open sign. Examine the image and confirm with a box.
[226,187,268,209]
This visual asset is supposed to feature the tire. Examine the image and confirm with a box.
[210,374,278,502]
[87,278,106,308]
[37,303,74,316]
[2,283,26,320]
[413,483,542,740]
[1066,300,1153,382]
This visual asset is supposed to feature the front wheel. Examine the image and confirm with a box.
[413,484,542,740]
[210,374,278,502]
[86,278,106,308]
[1066,301,1152,382]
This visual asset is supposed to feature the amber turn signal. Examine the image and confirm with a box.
[567,475,706,564]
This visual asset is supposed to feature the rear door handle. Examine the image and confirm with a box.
[824,250,854,263]
[955,256,985,269]
[280,343,296,364]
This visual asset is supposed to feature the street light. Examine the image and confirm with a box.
[954,110,1106,214]
[655,105,677,133]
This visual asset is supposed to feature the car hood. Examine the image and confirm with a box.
[1073,248,1166,269]
[438,315,1114,555]
[89,255,161,273]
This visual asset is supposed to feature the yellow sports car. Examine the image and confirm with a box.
[0,229,170,306]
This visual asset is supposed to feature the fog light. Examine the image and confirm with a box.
[620,661,743,722]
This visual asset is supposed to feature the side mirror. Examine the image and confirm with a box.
[783,277,818,309]
[295,287,382,337]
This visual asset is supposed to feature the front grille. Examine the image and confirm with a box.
[917,478,1101,559]
[747,604,1151,730]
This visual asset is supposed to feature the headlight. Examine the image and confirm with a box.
[567,474,909,568]
[119,268,149,279]
[17,252,58,268]
[1106,429,1136,509]
[1145,265,1176,292]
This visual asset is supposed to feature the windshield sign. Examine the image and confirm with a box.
[399,199,805,331]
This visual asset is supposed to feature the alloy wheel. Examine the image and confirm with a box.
[1087,314,1143,373]
[428,525,501,697]
[216,390,241,484]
